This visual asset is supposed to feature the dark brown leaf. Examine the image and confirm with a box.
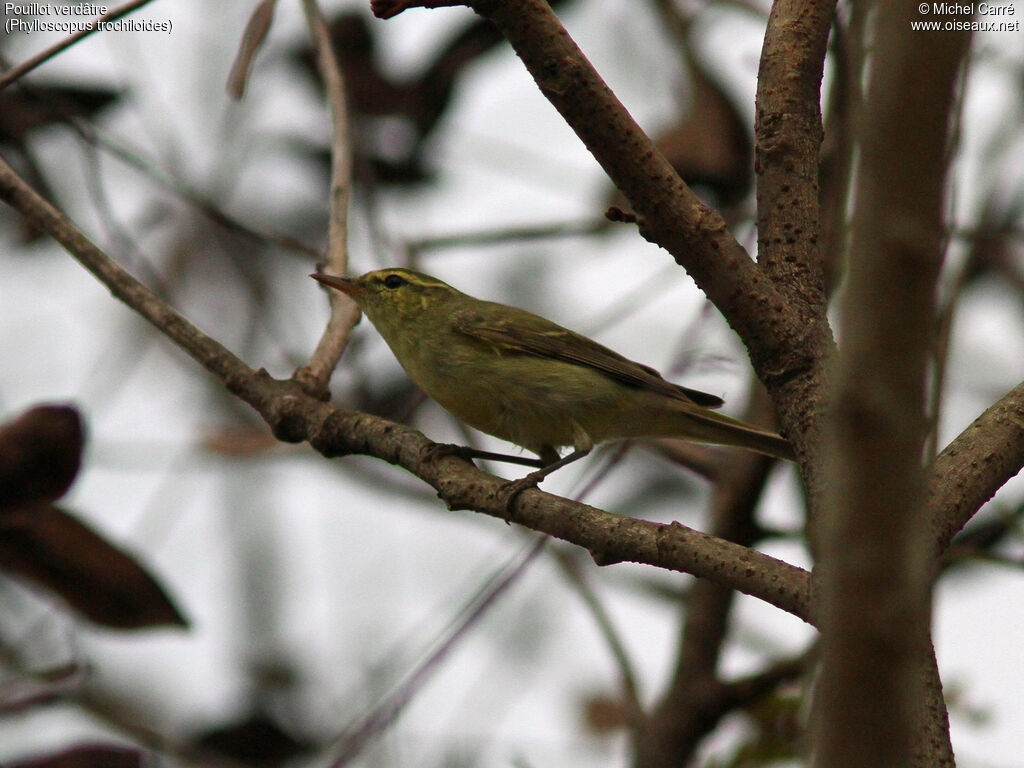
[0,404,84,511]
[6,743,144,768]
[580,692,629,735]
[195,710,310,765]
[606,56,752,214]
[0,504,188,629]
[653,60,753,209]
[0,86,122,143]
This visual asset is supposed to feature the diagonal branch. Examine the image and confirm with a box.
[927,379,1024,556]
[0,0,160,90]
[0,153,813,623]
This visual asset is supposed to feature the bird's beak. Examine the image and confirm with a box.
[311,273,362,297]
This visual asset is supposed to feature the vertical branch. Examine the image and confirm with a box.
[812,3,971,766]
[295,0,362,399]
[753,0,837,505]
[754,0,834,311]
[818,14,860,295]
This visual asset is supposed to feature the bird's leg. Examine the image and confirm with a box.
[423,443,547,469]
[500,448,592,517]
[502,424,595,516]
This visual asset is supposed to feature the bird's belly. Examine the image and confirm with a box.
[409,350,621,455]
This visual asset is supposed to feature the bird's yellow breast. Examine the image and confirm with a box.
[384,328,622,454]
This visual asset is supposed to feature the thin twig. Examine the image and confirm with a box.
[69,120,320,258]
[0,0,159,90]
[553,546,642,712]
[404,218,608,257]
[226,0,278,100]
[0,154,251,386]
[327,536,548,767]
[294,0,360,398]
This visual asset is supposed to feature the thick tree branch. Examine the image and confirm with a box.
[0,153,812,623]
[755,0,833,310]
[753,0,837,497]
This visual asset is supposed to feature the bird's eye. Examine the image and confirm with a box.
[383,274,406,289]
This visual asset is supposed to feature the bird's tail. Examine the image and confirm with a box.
[673,407,796,462]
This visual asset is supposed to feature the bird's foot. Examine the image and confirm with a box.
[498,446,593,523]
[499,469,549,522]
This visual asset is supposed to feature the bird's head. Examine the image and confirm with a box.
[311,268,461,334]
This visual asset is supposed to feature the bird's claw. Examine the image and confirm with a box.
[499,470,547,523]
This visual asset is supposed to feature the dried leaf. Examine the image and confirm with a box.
[227,0,278,99]
[0,404,84,511]
[201,424,279,456]
[6,744,143,768]
[195,710,309,765]
[667,60,751,206]
[0,86,121,143]
[0,504,188,629]
[580,692,629,735]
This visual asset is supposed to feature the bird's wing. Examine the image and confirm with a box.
[451,304,724,408]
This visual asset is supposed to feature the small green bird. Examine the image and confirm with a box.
[312,268,794,488]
